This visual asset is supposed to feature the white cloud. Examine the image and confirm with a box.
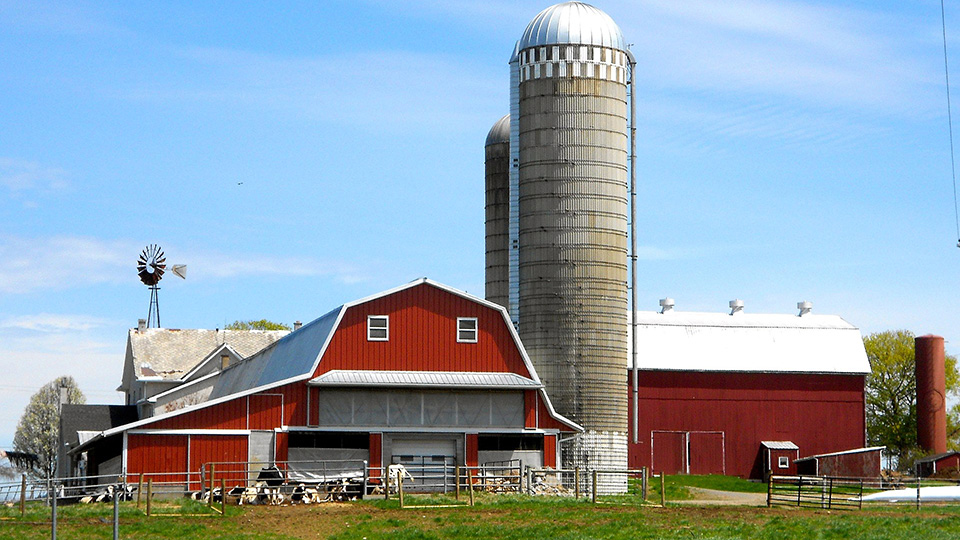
[0,157,70,194]
[623,0,934,115]
[0,235,369,293]
[115,45,503,134]
[0,314,113,333]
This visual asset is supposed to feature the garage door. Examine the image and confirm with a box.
[391,439,456,492]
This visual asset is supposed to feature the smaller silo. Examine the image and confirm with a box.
[485,114,511,309]
[915,334,947,454]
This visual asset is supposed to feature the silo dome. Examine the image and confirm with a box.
[518,1,625,51]
[485,114,510,146]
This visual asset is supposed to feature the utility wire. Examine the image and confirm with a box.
[940,0,960,245]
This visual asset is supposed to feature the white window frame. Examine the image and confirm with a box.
[367,315,389,341]
[778,456,790,469]
[457,317,478,343]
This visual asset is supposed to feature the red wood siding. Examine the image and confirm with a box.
[524,391,537,428]
[143,384,306,430]
[814,449,882,478]
[275,432,289,463]
[689,432,724,475]
[189,434,248,488]
[316,284,531,376]
[248,394,283,429]
[465,434,479,467]
[543,435,557,468]
[629,371,865,479]
[126,434,187,484]
[768,449,798,476]
[369,433,383,478]
[536,396,571,431]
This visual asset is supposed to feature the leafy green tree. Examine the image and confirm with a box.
[13,376,85,478]
[864,330,960,470]
[225,319,291,331]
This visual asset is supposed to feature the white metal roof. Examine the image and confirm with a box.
[795,446,886,461]
[630,311,870,374]
[518,2,626,51]
[308,370,542,389]
[761,441,799,450]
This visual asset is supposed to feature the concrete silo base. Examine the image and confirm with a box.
[564,430,628,494]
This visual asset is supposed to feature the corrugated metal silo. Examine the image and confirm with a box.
[485,114,511,309]
[512,1,630,483]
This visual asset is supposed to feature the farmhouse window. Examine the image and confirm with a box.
[367,315,389,341]
[778,456,789,469]
[457,317,478,343]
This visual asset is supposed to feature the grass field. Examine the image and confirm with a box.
[4,486,960,540]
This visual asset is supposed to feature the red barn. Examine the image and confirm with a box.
[73,279,579,487]
[627,303,870,479]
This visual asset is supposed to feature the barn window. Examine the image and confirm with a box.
[457,318,478,343]
[778,456,789,469]
[367,315,389,341]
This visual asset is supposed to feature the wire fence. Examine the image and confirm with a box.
[768,474,960,510]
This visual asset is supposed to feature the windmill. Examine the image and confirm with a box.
[137,244,186,328]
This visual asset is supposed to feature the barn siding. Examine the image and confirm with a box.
[315,284,531,376]
[188,434,248,487]
[544,434,557,468]
[126,434,188,484]
[369,433,383,477]
[465,434,479,467]
[629,371,865,479]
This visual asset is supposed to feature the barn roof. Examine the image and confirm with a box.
[629,311,870,374]
[308,370,542,389]
[82,278,581,442]
[122,327,289,384]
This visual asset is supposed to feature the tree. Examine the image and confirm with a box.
[13,376,85,478]
[225,319,291,331]
[864,330,960,470]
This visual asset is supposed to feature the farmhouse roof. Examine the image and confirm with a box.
[121,327,289,386]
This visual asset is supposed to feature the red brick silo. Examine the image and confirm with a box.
[916,334,947,454]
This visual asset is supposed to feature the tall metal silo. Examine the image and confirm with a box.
[513,1,631,482]
[485,115,511,309]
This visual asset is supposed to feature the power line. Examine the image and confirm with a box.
[940,0,960,245]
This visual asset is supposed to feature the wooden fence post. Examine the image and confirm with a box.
[455,465,460,501]
[766,473,773,507]
[19,474,26,517]
[397,470,404,508]
[209,464,215,509]
[659,473,666,507]
[221,479,226,517]
[575,467,580,499]
[136,473,143,509]
[641,467,648,501]
[146,479,152,516]
[468,469,474,507]
[592,470,598,503]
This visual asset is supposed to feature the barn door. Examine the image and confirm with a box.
[688,432,724,475]
[651,431,686,475]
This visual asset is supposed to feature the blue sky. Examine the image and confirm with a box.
[1,0,958,448]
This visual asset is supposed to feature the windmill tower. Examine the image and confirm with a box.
[136,244,186,328]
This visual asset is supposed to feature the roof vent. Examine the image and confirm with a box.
[137,319,147,332]
[797,301,813,316]
[293,321,302,331]
[729,299,744,315]
[659,298,675,313]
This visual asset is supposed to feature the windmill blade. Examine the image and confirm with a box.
[172,264,187,279]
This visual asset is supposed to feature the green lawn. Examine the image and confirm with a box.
[4,485,960,540]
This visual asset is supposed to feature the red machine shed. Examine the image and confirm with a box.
[795,447,884,478]
[627,306,870,479]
